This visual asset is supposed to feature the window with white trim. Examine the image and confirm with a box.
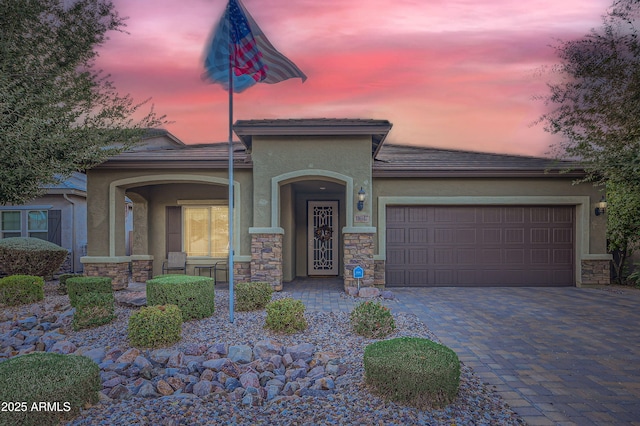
[183,206,228,257]
[1,211,21,238]
[27,210,48,240]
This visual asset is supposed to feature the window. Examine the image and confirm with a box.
[183,206,228,257]
[1,211,21,238]
[28,210,48,240]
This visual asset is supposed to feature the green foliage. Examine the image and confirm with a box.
[58,273,83,295]
[364,337,460,409]
[146,275,214,321]
[0,237,67,278]
[606,180,640,283]
[265,298,307,334]
[67,276,112,307]
[0,0,165,205]
[128,304,182,348]
[0,275,44,306]
[350,300,396,338]
[72,291,116,330]
[628,266,640,288]
[235,281,273,311]
[0,352,100,426]
[538,0,640,187]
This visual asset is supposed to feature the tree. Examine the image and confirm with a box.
[0,0,164,205]
[538,0,640,283]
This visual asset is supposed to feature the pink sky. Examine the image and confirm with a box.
[98,0,612,156]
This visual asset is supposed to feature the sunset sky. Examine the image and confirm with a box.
[98,0,613,156]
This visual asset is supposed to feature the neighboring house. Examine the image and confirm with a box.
[81,119,611,290]
[0,172,88,274]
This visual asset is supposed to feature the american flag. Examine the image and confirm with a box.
[204,0,306,93]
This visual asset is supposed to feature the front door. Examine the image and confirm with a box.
[308,201,339,275]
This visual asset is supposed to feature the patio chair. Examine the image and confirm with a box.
[162,251,187,274]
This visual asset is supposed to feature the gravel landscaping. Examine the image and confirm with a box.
[0,282,525,425]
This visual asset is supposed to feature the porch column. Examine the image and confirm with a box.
[249,228,284,291]
[131,255,153,283]
[81,257,130,290]
[343,227,376,290]
[580,256,611,286]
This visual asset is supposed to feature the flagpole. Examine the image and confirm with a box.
[228,37,235,323]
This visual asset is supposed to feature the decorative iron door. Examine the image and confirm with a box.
[308,201,339,275]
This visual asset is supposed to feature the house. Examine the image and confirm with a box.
[80,119,611,290]
[0,172,88,274]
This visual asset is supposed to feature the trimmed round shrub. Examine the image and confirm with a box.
[147,275,215,321]
[350,300,396,338]
[72,292,116,331]
[67,276,113,308]
[0,275,44,306]
[0,352,100,426]
[58,273,83,295]
[0,237,67,278]
[364,337,460,409]
[235,281,273,311]
[265,298,307,334]
[128,304,183,348]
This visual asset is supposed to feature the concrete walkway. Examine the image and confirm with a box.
[284,280,640,426]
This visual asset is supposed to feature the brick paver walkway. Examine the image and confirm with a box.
[284,280,640,426]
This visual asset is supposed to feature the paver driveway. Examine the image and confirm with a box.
[286,281,640,425]
[390,287,640,426]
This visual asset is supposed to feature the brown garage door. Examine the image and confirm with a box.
[385,206,574,287]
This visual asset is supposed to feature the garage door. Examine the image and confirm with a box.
[385,206,574,287]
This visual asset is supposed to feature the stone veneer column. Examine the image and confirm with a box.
[131,255,153,283]
[233,262,252,284]
[250,232,283,291]
[343,231,375,290]
[581,259,611,285]
[374,259,386,288]
[81,258,130,290]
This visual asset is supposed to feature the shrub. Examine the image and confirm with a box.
[128,304,183,348]
[146,275,214,321]
[0,352,100,426]
[0,275,44,306]
[58,273,83,295]
[72,292,116,330]
[67,276,113,307]
[350,300,396,338]
[265,298,307,334]
[363,337,460,409]
[0,237,67,279]
[235,281,273,311]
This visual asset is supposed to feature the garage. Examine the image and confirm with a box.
[385,205,575,287]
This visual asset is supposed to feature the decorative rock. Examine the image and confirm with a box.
[239,371,260,389]
[81,347,107,364]
[17,316,38,331]
[149,349,174,365]
[225,377,241,392]
[314,352,340,366]
[326,360,347,376]
[166,351,185,368]
[381,290,395,299]
[183,343,207,356]
[49,340,77,354]
[166,376,184,392]
[282,381,299,396]
[193,380,213,397]
[104,347,123,362]
[116,348,141,365]
[156,380,174,396]
[102,375,126,388]
[282,353,293,367]
[108,384,132,400]
[285,368,306,381]
[208,343,227,356]
[200,369,215,382]
[253,339,283,361]
[287,343,315,362]
[358,287,380,298]
[346,286,359,296]
[311,377,335,390]
[133,355,152,370]
[202,358,227,371]
[308,365,325,380]
[137,382,159,398]
[219,359,241,378]
[228,345,253,364]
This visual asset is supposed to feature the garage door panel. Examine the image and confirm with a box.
[386,205,574,287]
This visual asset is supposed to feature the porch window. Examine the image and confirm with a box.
[1,211,21,238]
[27,210,48,240]
[183,206,228,257]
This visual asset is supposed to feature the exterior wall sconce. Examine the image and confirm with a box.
[357,187,366,211]
[595,196,607,216]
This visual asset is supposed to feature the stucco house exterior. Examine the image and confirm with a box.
[80,119,611,290]
[1,172,88,274]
